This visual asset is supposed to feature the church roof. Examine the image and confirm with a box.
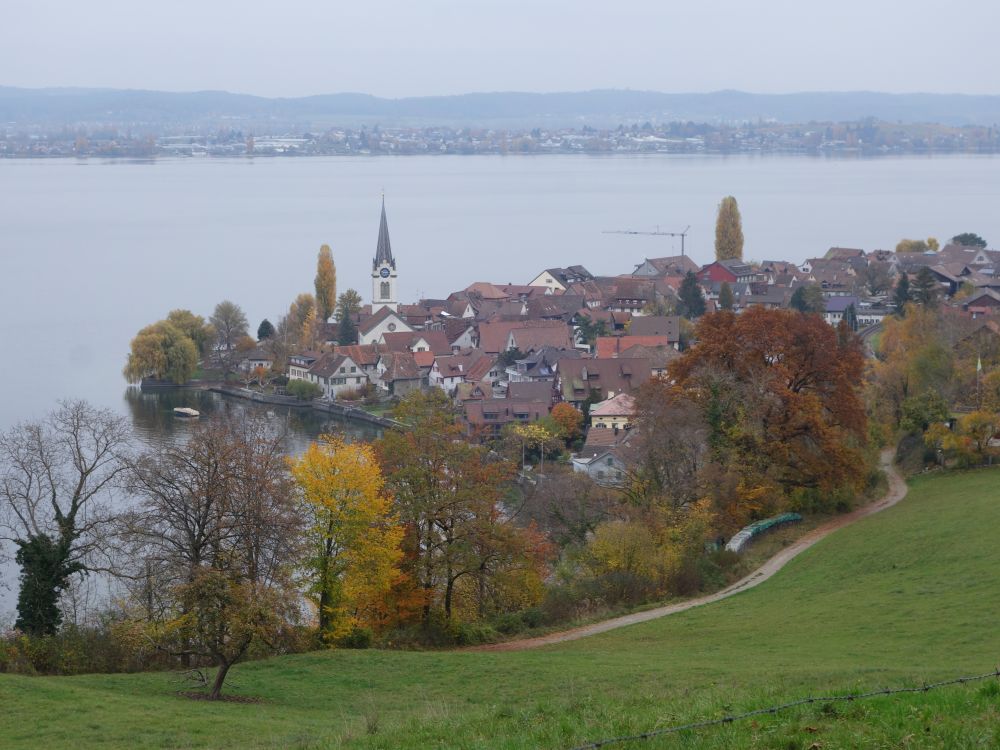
[374,197,395,270]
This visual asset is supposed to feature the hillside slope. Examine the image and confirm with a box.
[2,469,999,749]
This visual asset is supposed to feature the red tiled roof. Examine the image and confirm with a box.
[595,335,670,359]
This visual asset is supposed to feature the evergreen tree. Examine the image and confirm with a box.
[893,273,911,315]
[718,281,734,311]
[315,245,337,322]
[335,289,363,345]
[257,318,275,340]
[790,284,826,314]
[714,196,744,261]
[844,303,859,331]
[911,266,940,307]
[677,271,706,319]
[952,232,987,248]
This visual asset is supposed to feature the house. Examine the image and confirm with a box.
[964,289,1000,318]
[631,255,700,278]
[595,335,671,359]
[506,380,556,404]
[556,358,652,407]
[429,349,499,394]
[506,346,582,383]
[824,296,861,326]
[571,429,633,486]
[698,259,755,285]
[463,398,551,439]
[507,324,574,354]
[443,318,478,350]
[527,266,593,293]
[358,306,413,345]
[238,347,274,373]
[589,393,636,431]
[332,344,381,380]
[627,315,681,344]
[478,319,571,355]
[307,354,368,400]
[375,351,424,396]
[381,330,452,356]
[288,351,323,381]
[825,247,865,261]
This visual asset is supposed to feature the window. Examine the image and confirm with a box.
[380,281,391,299]
[350,366,357,373]
[606,457,613,466]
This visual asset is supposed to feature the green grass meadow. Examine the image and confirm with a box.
[3,469,1000,749]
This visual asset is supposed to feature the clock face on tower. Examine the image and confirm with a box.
[379,267,390,278]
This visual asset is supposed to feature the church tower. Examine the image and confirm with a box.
[371,196,398,313]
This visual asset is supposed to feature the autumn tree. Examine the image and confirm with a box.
[376,390,539,624]
[336,289,363,345]
[287,293,316,348]
[289,436,402,642]
[315,245,338,322]
[166,309,212,355]
[676,271,706,319]
[864,262,893,296]
[0,401,131,635]
[124,416,301,699]
[123,320,199,384]
[669,308,868,500]
[714,195,744,261]
[869,304,954,429]
[718,281,734,311]
[549,402,584,445]
[209,300,249,353]
[789,284,825,314]
[895,237,939,253]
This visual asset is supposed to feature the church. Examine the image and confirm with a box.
[371,197,398,313]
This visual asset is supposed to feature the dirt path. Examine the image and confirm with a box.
[472,449,907,652]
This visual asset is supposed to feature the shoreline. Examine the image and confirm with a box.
[139,380,402,429]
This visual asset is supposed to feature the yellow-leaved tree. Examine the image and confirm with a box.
[289,436,403,643]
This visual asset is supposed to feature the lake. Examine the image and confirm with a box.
[2,153,999,431]
[0,152,998,613]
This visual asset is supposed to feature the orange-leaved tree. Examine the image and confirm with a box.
[289,436,403,643]
[669,308,868,504]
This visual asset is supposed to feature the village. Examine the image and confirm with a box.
[228,201,1000,487]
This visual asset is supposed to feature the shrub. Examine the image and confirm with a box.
[494,613,525,635]
[450,621,499,646]
[338,626,373,649]
[286,379,322,401]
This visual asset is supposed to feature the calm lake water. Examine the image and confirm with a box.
[2,153,999,432]
[1,153,999,613]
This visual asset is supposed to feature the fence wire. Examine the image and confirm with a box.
[570,668,1000,750]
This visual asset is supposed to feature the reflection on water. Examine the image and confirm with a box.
[122,387,382,454]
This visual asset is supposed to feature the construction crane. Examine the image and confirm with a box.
[602,225,691,257]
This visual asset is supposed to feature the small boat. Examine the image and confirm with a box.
[173,407,201,418]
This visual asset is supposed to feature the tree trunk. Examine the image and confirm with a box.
[210,660,232,700]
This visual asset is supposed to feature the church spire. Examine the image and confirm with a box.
[374,195,395,269]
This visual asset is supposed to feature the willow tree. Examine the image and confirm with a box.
[123,320,199,384]
[315,245,337,322]
[714,196,744,261]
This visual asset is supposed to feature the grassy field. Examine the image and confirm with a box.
[3,468,1000,749]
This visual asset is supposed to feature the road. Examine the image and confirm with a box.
[472,449,907,652]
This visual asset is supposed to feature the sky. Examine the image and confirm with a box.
[4,0,999,98]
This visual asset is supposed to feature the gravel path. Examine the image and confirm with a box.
[472,449,907,652]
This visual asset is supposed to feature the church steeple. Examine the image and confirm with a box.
[373,195,395,270]
[371,196,398,312]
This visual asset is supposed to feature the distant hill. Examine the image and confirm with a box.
[3,86,1000,129]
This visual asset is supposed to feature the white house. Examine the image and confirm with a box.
[358,306,413,346]
[306,353,369,400]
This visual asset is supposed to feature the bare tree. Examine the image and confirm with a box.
[0,400,131,635]
[123,415,302,699]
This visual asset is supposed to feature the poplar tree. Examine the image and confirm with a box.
[315,245,337,322]
[714,196,744,261]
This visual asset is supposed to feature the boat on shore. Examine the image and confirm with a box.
[173,407,200,418]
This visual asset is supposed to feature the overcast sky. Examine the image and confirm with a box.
[4,0,999,98]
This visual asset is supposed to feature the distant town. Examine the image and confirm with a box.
[6,118,1000,158]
